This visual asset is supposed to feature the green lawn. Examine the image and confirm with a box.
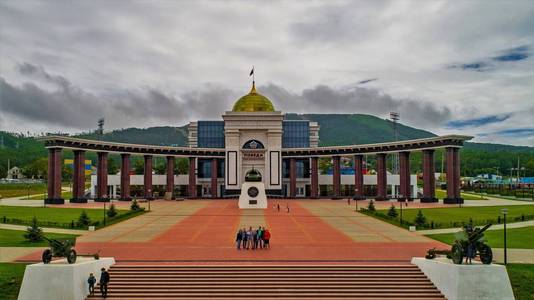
[375,205,534,229]
[0,183,47,199]
[435,189,487,200]
[426,226,534,249]
[0,263,27,300]
[507,264,534,300]
[0,228,78,247]
[0,205,142,229]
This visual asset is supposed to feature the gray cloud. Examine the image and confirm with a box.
[262,84,451,127]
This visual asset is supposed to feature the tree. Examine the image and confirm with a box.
[24,216,44,242]
[175,158,189,175]
[367,200,376,212]
[107,204,118,218]
[77,210,91,227]
[23,157,48,179]
[108,158,119,175]
[414,210,427,227]
[133,159,144,175]
[131,199,141,211]
[154,158,166,175]
[387,204,398,218]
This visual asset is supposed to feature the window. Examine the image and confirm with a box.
[282,121,310,148]
[197,121,225,148]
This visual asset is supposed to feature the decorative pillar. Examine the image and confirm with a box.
[120,153,131,201]
[96,152,109,202]
[71,150,86,203]
[375,153,388,200]
[45,148,64,204]
[353,155,364,200]
[398,151,411,202]
[144,155,153,200]
[166,156,175,200]
[188,157,197,198]
[444,147,463,204]
[310,157,318,198]
[211,158,218,198]
[289,158,297,198]
[421,149,437,202]
[332,156,341,198]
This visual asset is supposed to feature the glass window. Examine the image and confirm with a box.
[197,121,225,148]
[282,121,310,148]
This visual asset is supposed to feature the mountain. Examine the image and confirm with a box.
[1,113,533,177]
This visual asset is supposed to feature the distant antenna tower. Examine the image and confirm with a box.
[390,112,400,174]
[97,118,105,137]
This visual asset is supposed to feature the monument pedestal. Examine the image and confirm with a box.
[412,257,514,300]
[18,257,115,300]
[239,182,267,209]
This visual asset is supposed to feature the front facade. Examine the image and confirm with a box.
[41,81,472,205]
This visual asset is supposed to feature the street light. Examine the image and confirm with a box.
[399,194,403,225]
[103,194,107,226]
[27,184,30,200]
[148,189,151,212]
[354,188,358,212]
[501,208,508,265]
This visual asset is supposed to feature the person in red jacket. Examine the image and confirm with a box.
[263,228,271,249]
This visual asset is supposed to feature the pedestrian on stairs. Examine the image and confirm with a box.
[87,273,96,296]
[100,267,110,298]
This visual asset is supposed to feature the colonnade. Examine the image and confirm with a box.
[45,147,463,204]
[289,147,462,203]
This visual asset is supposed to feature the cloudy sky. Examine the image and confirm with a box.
[1,0,533,146]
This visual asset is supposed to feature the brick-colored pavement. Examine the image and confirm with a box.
[16,200,446,265]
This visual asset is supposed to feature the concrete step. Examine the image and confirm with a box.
[86,265,445,299]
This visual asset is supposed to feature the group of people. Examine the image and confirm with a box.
[87,267,111,298]
[236,226,271,250]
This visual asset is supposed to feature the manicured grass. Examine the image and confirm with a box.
[0,183,47,199]
[0,228,78,247]
[507,264,534,300]
[426,226,534,249]
[435,189,487,200]
[0,263,27,300]
[375,205,534,229]
[0,205,141,229]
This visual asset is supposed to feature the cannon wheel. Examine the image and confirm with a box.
[67,249,77,264]
[451,244,463,264]
[479,244,493,264]
[42,249,52,264]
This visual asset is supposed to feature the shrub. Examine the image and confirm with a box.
[107,204,118,218]
[77,210,91,227]
[24,216,44,242]
[414,210,427,227]
[387,204,398,218]
[131,199,141,211]
[367,200,376,212]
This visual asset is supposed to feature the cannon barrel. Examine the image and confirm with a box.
[467,223,492,243]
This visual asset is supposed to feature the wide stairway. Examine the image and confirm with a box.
[87,265,445,299]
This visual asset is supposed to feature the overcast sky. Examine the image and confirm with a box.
[1,0,533,146]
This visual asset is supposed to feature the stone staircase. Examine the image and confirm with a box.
[87,265,445,299]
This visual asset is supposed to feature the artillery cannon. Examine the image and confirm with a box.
[42,236,77,264]
[425,223,493,265]
[451,223,493,264]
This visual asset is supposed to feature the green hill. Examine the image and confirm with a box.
[1,113,533,178]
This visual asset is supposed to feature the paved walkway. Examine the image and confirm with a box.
[0,247,45,262]
[492,248,534,264]
[15,200,446,264]
[417,220,534,235]
[0,223,87,235]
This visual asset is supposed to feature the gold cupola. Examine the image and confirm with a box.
[232,82,275,112]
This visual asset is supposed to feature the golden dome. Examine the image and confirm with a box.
[232,82,275,112]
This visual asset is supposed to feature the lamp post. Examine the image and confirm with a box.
[27,184,30,200]
[399,194,403,225]
[354,188,358,212]
[501,208,508,265]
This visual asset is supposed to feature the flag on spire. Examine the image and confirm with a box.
[249,67,254,76]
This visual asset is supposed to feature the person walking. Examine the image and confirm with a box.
[87,273,96,296]
[277,203,280,212]
[286,203,290,213]
[236,229,243,250]
[263,228,271,249]
[99,267,110,298]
